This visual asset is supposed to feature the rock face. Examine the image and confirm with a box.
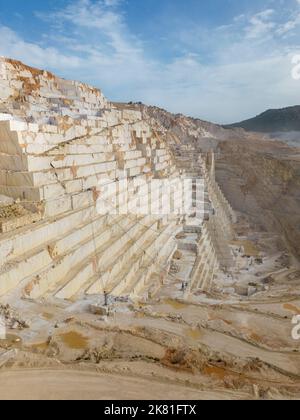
[134,104,300,265]
[0,58,109,122]
[0,58,237,302]
[216,138,300,262]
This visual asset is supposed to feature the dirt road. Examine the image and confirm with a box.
[0,369,245,400]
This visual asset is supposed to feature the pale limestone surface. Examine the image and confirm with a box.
[0,57,234,302]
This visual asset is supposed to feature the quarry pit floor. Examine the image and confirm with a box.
[1,253,300,400]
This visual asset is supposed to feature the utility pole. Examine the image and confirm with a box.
[104,291,108,306]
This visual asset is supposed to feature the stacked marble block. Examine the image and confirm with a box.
[189,221,219,292]
[170,143,210,227]
[202,162,235,232]
[199,158,235,271]
[0,77,180,301]
[0,57,109,123]
[171,145,236,291]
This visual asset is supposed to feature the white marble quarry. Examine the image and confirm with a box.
[0,57,236,300]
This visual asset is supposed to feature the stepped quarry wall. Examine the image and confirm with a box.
[0,58,109,121]
[0,58,236,302]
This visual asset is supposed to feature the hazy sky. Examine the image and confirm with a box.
[0,0,300,123]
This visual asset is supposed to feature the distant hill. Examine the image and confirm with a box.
[226,106,300,133]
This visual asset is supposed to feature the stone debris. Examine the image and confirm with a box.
[0,304,29,330]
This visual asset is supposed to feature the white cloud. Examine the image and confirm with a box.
[1,0,300,123]
[245,9,276,39]
[0,25,82,70]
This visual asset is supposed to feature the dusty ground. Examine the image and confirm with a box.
[0,369,230,400]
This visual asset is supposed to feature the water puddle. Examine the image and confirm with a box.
[203,365,228,380]
[230,240,260,257]
[283,303,300,314]
[59,331,89,350]
[164,299,187,310]
[185,328,202,340]
[135,312,146,319]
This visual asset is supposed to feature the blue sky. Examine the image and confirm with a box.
[0,0,300,123]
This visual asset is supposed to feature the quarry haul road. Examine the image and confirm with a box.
[0,369,248,400]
